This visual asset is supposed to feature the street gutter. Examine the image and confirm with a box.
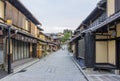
[69,53,92,81]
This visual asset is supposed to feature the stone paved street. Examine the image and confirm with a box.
[83,65,120,81]
[88,74,120,81]
[0,70,8,79]
[0,48,87,81]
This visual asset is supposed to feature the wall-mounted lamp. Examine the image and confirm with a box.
[6,19,12,25]
[6,19,12,74]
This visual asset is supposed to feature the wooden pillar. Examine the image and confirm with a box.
[75,40,78,59]
[85,32,95,68]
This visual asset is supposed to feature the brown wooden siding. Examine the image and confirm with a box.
[12,6,19,26]
[31,22,36,36]
[5,1,34,33]
[0,0,4,22]
[28,21,31,32]
[18,11,24,28]
[5,1,25,28]
[5,1,13,20]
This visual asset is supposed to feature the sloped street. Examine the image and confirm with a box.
[0,47,87,81]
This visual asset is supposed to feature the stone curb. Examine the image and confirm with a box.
[69,53,92,81]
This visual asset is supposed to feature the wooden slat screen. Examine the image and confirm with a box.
[0,1,4,19]
[28,21,31,32]
[35,25,37,37]
[25,19,29,31]
[18,11,24,28]
[12,7,19,26]
[6,1,26,29]
[5,1,37,35]
[78,39,85,59]
[22,15,25,29]
[5,1,12,20]
[31,22,35,36]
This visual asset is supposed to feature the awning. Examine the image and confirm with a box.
[81,11,120,33]
[16,30,46,43]
[13,34,37,43]
[7,0,42,26]
[0,23,46,43]
[0,23,9,29]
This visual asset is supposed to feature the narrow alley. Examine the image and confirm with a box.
[0,47,87,81]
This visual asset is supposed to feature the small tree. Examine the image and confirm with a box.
[60,29,72,44]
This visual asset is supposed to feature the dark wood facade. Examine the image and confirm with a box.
[115,0,120,12]
[85,32,95,68]
[69,0,120,73]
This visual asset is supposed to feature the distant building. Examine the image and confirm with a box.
[58,33,64,38]
[45,33,61,52]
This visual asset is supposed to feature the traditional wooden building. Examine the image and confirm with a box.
[44,34,52,53]
[0,0,43,72]
[51,35,60,51]
[45,33,60,53]
[70,0,120,74]
[37,31,47,58]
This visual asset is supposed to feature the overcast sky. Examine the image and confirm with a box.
[20,0,100,33]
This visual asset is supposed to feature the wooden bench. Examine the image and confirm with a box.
[94,63,116,71]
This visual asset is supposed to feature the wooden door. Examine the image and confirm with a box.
[116,40,120,69]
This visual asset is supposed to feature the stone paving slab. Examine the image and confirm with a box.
[0,70,8,79]
[12,58,39,73]
[0,49,87,81]
[84,69,120,81]
[88,74,120,81]
[69,50,120,81]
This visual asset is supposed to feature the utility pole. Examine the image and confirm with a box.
[6,19,12,74]
[8,26,11,74]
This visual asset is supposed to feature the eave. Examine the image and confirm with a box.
[7,0,42,26]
